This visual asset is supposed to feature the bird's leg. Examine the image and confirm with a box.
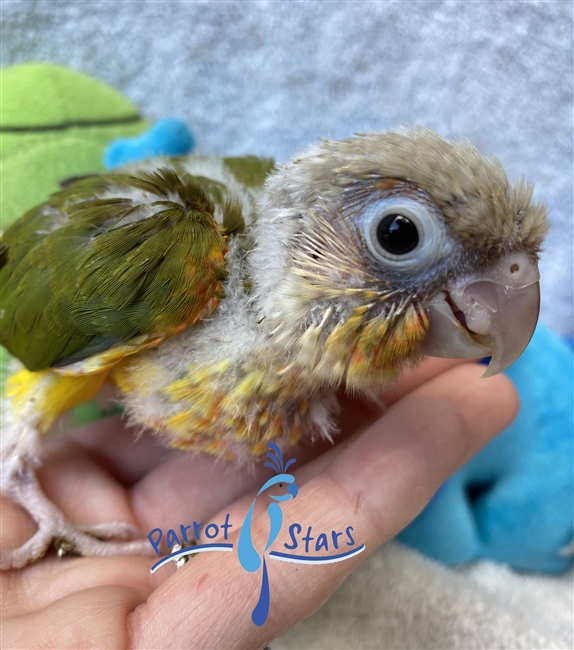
[79,520,143,541]
[1,367,154,570]
[1,461,153,569]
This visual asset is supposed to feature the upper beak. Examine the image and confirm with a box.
[287,483,299,499]
[421,251,540,377]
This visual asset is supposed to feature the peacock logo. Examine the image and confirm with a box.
[237,442,298,626]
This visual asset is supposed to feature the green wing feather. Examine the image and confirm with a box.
[0,157,273,372]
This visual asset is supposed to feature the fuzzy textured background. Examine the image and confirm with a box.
[3,0,572,336]
[2,2,573,648]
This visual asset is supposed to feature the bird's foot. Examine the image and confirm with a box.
[51,520,150,560]
[1,467,153,570]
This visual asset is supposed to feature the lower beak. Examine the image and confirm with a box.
[421,251,540,377]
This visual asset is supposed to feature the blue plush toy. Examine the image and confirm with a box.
[104,117,194,169]
[398,322,574,573]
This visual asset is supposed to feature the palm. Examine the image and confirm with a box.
[1,359,517,649]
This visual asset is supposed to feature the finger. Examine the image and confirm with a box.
[65,415,172,487]
[0,496,38,555]
[129,358,469,538]
[2,585,147,649]
[405,363,517,456]
[130,439,349,545]
[36,440,139,530]
[379,356,469,406]
[128,368,517,649]
[335,358,468,447]
[1,556,156,618]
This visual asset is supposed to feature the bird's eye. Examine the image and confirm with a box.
[359,196,450,272]
[376,214,419,255]
[278,483,283,488]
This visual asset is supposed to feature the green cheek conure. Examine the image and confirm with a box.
[0,128,548,569]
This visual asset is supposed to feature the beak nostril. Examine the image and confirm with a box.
[510,264,519,274]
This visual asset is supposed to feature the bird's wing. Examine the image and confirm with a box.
[0,158,273,373]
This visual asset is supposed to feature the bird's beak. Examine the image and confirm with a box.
[421,251,540,377]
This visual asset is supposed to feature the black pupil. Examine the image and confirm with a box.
[376,214,419,255]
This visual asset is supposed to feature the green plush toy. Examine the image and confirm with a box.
[1,63,150,417]
[1,62,150,226]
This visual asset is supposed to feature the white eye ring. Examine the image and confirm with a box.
[358,196,450,272]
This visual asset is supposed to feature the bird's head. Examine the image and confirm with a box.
[260,443,298,501]
[251,128,548,391]
[257,474,299,502]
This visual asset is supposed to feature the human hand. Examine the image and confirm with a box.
[1,359,517,649]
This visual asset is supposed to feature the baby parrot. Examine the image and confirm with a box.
[0,128,548,569]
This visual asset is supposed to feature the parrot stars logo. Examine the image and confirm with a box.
[237,442,298,626]
[148,442,365,627]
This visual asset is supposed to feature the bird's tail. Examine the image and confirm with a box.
[251,556,271,627]
[1,365,107,488]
